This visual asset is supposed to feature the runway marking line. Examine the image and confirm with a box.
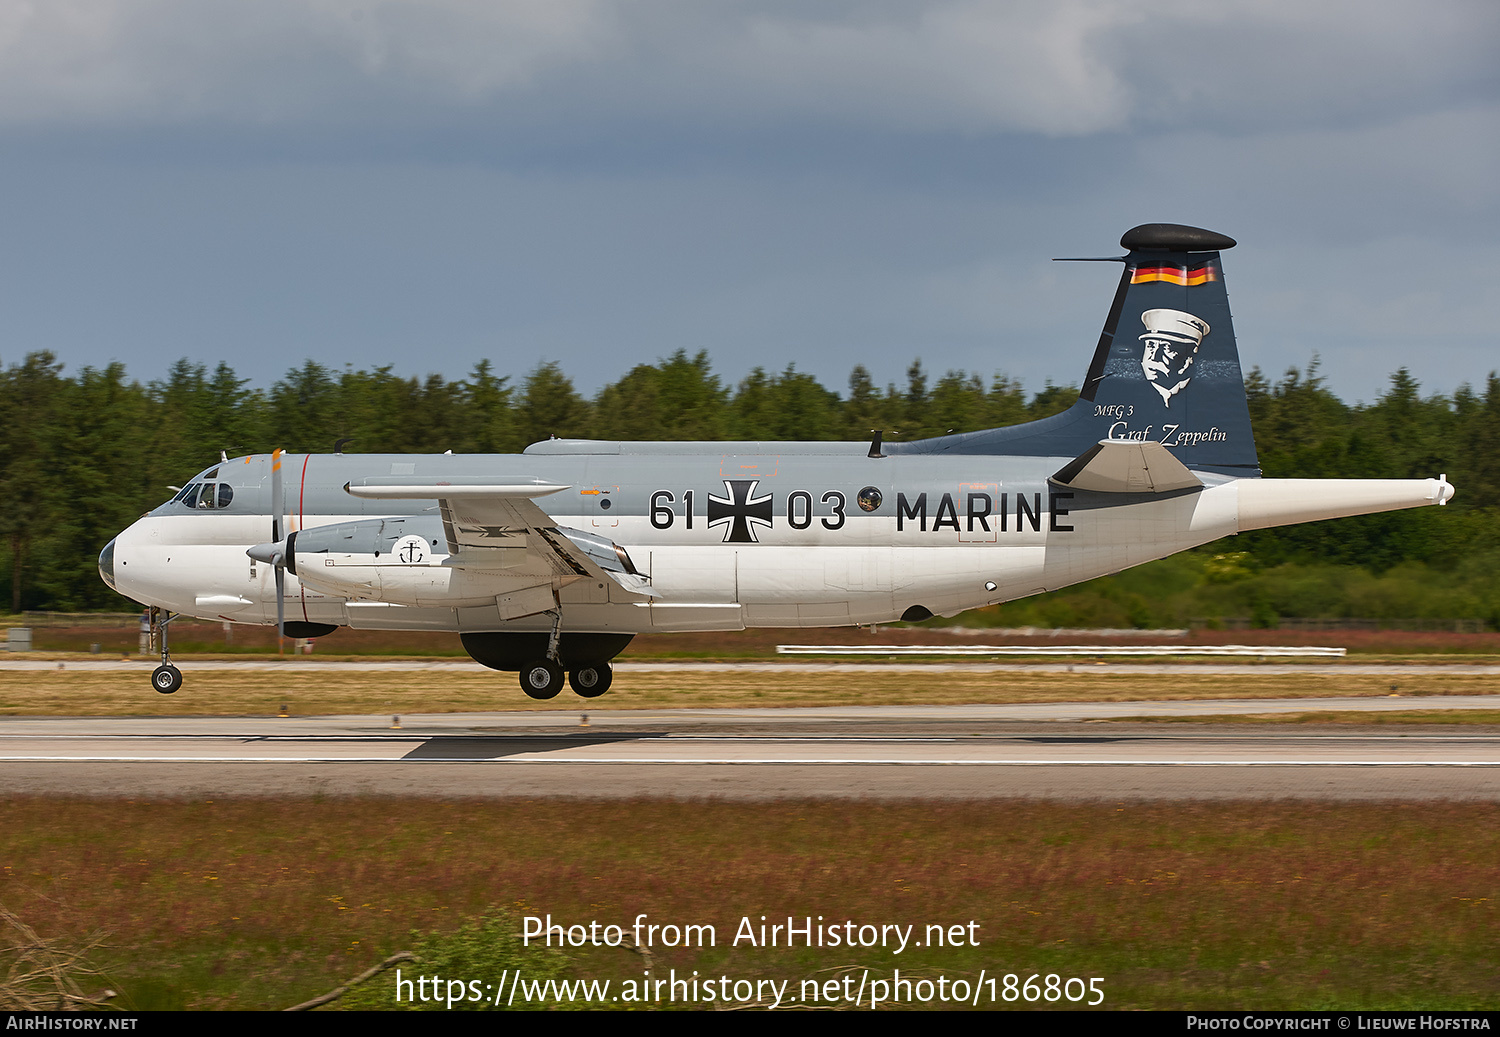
[2,756,1497,766]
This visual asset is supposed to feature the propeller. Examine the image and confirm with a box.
[246,448,290,639]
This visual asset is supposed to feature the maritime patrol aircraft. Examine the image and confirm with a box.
[98,224,1454,698]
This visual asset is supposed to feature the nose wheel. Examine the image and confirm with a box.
[152,664,183,694]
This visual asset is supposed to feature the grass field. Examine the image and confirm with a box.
[0,665,1497,717]
[0,797,1495,1011]
[1,659,1496,1011]
[15,617,1500,658]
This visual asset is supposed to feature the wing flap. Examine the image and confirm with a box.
[345,479,650,600]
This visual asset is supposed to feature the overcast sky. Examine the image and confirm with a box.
[0,1,1495,404]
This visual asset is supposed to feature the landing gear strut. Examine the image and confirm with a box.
[518,610,567,700]
[148,607,182,694]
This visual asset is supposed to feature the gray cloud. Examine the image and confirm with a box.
[0,1,1493,407]
[0,2,1491,138]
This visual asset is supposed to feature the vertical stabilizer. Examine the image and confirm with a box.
[909,223,1260,475]
[1079,224,1256,470]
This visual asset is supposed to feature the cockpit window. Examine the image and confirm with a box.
[173,479,233,510]
[166,467,235,511]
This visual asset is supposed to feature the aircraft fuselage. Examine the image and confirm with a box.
[106,445,1248,634]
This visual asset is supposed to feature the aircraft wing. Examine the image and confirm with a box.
[343,479,651,595]
[1051,440,1204,493]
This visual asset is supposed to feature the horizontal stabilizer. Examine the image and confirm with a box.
[1052,439,1203,493]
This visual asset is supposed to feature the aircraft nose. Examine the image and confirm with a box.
[98,538,117,591]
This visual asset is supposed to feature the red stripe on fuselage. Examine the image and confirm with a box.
[299,456,311,624]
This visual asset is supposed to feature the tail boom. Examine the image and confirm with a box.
[1234,478,1454,532]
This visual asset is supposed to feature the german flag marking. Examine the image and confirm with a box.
[1131,263,1219,286]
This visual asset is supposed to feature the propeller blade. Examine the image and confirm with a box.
[270,448,286,641]
[275,565,285,640]
[270,448,285,543]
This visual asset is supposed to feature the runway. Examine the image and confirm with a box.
[10,658,1500,674]
[2,698,1498,800]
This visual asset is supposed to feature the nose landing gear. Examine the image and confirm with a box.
[147,607,182,694]
[151,663,182,694]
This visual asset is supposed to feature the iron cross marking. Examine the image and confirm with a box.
[707,479,773,543]
[457,525,523,539]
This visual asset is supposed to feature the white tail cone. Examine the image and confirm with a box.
[1237,477,1454,532]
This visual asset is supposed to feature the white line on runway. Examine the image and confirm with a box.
[3,756,1497,766]
[1,733,1498,742]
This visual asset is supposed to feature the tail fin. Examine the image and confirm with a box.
[909,223,1260,476]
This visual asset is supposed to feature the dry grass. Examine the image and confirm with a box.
[0,797,1495,1010]
[1113,709,1500,726]
[0,667,1497,717]
[0,905,115,1011]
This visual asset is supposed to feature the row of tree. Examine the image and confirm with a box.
[2,349,1497,616]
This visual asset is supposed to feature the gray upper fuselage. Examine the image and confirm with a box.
[152,439,1207,549]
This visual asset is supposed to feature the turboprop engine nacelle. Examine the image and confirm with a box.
[287,516,513,608]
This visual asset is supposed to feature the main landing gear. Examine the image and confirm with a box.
[515,611,615,700]
[568,664,612,698]
[517,660,613,700]
[461,629,632,701]
[519,659,565,700]
[147,607,182,694]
